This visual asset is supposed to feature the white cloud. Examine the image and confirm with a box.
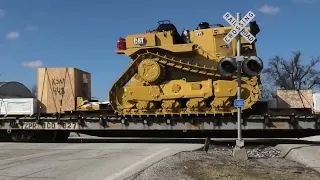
[258,5,280,15]
[6,32,20,40]
[22,60,43,68]
[293,0,319,3]
[0,9,5,17]
[25,25,38,31]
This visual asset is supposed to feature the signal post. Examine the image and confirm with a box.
[223,11,257,160]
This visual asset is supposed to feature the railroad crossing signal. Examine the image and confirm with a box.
[223,11,256,44]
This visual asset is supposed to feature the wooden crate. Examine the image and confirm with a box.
[276,89,313,109]
[37,67,91,114]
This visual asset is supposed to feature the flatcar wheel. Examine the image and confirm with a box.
[54,131,70,142]
[10,130,33,142]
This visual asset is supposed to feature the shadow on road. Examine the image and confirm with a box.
[62,137,320,146]
[67,137,207,144]
[2,130,320,146]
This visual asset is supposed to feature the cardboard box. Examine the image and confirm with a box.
[276,89,313,109]
[37,67,91,113]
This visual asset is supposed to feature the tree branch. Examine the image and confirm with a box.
[263,51,320,91]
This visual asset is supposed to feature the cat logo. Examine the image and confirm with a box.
[133,37,147,45]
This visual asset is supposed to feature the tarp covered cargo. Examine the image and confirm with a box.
[0,81,34,98]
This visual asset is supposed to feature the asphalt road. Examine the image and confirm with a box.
[0,139,203,180]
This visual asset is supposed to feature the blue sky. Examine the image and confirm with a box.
[0,0,320,100]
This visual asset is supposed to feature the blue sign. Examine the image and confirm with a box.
[234,99,245,108]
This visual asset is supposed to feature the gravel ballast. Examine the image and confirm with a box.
[127,145,320,180]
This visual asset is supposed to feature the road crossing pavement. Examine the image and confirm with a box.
[0,140,203,180]
[1,135,320,180]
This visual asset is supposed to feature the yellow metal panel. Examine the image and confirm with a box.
[155,31,174,46]
[160,44,195,52]
[190,29,215,54]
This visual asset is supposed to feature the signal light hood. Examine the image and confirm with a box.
[249,21,260,36]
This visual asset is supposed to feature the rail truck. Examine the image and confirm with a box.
[1,20,320,142]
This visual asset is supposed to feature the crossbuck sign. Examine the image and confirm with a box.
[223,11,256,44]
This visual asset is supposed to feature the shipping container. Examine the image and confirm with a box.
[0,98,37,115]
[37,67,91,114]
[276,89,313,109]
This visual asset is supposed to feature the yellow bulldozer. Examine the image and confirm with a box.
[110,20,263,117]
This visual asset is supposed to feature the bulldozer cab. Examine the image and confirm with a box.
[155,20,184,44]
[116,20,260,59]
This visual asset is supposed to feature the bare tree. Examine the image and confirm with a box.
[262,51,320,91]
[259,73,277,98]
[31,84,37,98]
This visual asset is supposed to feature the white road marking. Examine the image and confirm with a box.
[103,148,170,180]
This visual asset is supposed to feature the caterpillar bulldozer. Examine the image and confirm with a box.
[111,20,263,117]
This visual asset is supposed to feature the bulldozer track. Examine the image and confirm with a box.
[109,51,260,117]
